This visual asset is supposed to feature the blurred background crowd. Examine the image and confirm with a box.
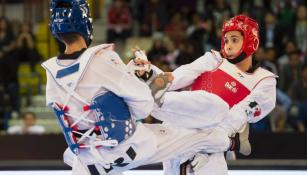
[0,0,306,135]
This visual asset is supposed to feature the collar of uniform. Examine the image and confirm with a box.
[58,48,87,60]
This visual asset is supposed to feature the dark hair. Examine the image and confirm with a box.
[58,32,81,45]
[21,112,37,120]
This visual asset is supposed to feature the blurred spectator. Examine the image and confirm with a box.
[242,0,269,22]
[0,18,19,114]
[147,36,167,63]
[0,85,10,131]
[210,0,233,29]
[7,112,45,135]
[107,0,132,43]
[255,47,278,75]
[187,13,202,36]
[269,105,287,133]
[0,17,15,86]
[15,22,41,71]
[202,0,233,50]
[162,39,179,70]
[277,88,293,112]
[288,65,307,132]
[269,89,292,133]
[136,0,168,36]
[175,39,198,66]
[260,12,283,54]
[295,5,307,54]
[188,14,217,56]
[265,47,279,71]
[147,36,172,71]
[277,40,299,72]
[279,50,303,93]
[168,0,196,27]
[164,13,187,46]
[277,0,296,39]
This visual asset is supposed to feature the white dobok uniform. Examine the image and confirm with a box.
[150,50,277,175]
[42,45,232,175]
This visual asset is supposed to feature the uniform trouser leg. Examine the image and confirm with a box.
[187,153,228,175]
[65,124,230,174]
[163,153,228,175]
[151,91,229,129]
[144,125,230,164]
[152,90,248,137]
[161,126,230,175]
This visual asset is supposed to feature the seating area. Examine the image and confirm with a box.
[7,63,61,134]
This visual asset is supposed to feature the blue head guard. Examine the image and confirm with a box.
[49,0,93,46]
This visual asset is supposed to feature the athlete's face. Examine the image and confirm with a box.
[224,31,243,59]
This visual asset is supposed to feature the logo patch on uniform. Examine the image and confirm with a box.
[225,81,238,93]
[245,101,261,117]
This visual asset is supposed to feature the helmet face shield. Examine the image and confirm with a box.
[49,0,93,46]
[221,15,259,64]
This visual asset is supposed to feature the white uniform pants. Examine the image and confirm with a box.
[64,123,230,175]
[187,153,227,175]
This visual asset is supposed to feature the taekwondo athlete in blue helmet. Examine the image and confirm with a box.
[42,0,156,174]
[42,1,249,175]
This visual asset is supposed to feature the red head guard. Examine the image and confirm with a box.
[221,15,259,64]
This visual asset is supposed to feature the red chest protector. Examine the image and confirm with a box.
[191,58,275,108]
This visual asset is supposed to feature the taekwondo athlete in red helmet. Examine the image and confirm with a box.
[129,15,278,175]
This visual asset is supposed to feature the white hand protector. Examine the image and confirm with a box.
[127,48,151,77]
[134,48,148,63]
[190,153,209,172]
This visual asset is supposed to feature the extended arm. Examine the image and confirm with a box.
[95,50,154,120]
[169,52,221,90]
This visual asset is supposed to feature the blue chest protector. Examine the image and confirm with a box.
[51,91,136,154]
[91,91,136,143]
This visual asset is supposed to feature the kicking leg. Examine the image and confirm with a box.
[151,90,229,129]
